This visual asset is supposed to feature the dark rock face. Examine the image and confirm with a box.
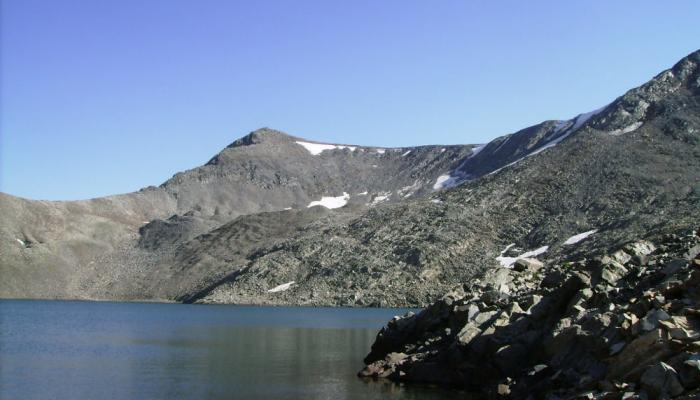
[137,212,216,251]
[0,50,699,308]
[359,228,700,399]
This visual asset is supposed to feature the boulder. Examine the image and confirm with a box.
[610,250,633,265]
[663,259,689,277]
[607,329,675,381]
[624,240,657,258]
[659,316,700,341]
[640,362,685,399]
[678,354,700,390]
[360,226,700,399]
[513,257,544,272]
[637,309,671,333]
[457,322,482,345]
[600,260,629,285]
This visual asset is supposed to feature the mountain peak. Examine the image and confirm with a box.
[226,128,296,148]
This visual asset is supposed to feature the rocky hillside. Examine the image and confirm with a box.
[360,226,700,400]
[0,131,478,299]
[173,49,700,307]
[1,50,699,307]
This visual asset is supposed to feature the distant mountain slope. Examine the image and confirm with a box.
[1,49,698,306]
[0,129,478,299]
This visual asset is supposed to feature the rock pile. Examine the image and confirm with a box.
[359,228,700,399]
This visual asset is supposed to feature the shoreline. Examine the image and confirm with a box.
[0,296,421,311]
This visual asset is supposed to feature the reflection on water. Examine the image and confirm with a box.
[0,300,466,399]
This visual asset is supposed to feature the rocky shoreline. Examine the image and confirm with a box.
[359,227,700,399]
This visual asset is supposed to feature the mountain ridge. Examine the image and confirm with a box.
[1,49,698,307]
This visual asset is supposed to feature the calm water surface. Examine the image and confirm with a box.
[0,300,465,399]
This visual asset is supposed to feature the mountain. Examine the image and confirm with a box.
[355,50,700,399]
[1,50,699,309]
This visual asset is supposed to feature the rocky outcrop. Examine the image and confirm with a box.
[360,227,700,399]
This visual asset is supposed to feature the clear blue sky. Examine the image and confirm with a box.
[1,0,699,200]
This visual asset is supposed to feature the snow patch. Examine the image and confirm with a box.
[552,120,573,135]
[521,246,549,258]
[296,141,356,155]
[307,192,350,209]
[433,174,455,190]
[268,281,295,293]
[570,105,608,132]
[15,238,25,246]
[609,122,643,136]
[538,105,608,154]
[440,148,446,152]
[563,229,597,245]
[376,149,386,154]
[488,104,609,176]
[399,181,421,198]
[370,192,391,205]
[283,207,292,210]
[500,243,516,254]
[469,143,487,157]
[496,245,549,268]
[432,143,487,190]
[430,199,443,204]
[401,150,412,157]
[356,191,368,196]
[528,108,604,157]
[373,195,389,203]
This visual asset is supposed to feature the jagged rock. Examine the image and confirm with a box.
[482,289,509,305]
[640,362,685,399]
[625,241,657,258]
[678,354,700,390]
[659,316,700,341]
[600,260,629,285]
[663,259,689,277]
[505,301,525,316]
[608,328,676,381]
[457,323,482,345]
[497,383,511,396]
[521,294,543,312]
[610,250,633,266]
[513,257,544,272]
[362,227,700,399]
[684,244,700,260]
[638,309,672,333]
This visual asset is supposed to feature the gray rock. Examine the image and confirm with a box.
[513,257,544,272]
[362,220,700,399]
[640,362,685,399]
[679,354,700,390]
[625,241,657,258]
[601,260,629,285]
[640,309,671,332]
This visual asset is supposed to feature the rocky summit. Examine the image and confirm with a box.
[1,50,700,314]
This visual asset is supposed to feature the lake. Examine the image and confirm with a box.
[0,300,465,399]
